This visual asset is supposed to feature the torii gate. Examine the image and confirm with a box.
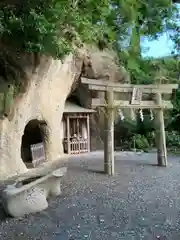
[81,77,178,175]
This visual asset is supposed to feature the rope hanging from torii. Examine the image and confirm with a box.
[118,108,154,122]
[118,109,125,121]
[118,87,154,121]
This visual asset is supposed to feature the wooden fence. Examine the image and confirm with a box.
[64,139,88,154]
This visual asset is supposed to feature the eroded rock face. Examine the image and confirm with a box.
[82,46,130,82]
[0,50,85,180]
[0,46,129,180]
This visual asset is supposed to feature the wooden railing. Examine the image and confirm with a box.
[63,139,89,154]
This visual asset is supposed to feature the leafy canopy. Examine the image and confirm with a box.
[129,56,180,84]
[0,0,116,58]
[0,0,179,59]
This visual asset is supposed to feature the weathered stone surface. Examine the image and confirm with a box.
[0,51,85,180]
[83,46,130,82]
[0,167,67,217]
[2,185,48,218]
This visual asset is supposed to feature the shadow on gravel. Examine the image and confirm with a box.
[85,169,105,174]
[66,159,159,176]
[0,204,9,222]
[115,159,158,167]
[67,165,105,175]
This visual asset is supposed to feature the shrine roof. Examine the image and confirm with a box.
[64,101,95,113]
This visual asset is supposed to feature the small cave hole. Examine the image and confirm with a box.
[21,119,48,168]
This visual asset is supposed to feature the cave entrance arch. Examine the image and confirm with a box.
[21,119,48,168]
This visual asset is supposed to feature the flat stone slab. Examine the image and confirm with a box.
[0,167,67,217]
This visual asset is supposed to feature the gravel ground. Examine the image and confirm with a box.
[0,151,180,240]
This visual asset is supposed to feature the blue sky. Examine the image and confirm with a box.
[141,34,174,58]
[141,3,179,58]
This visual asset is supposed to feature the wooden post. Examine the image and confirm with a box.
[67,116,71,154]
[87,115,90,152]
[104,89,115,175]
[155,92,167,166]
[77,117,80,154]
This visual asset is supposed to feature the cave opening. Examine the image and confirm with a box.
[21,119,48,168]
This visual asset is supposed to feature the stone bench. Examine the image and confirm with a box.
[0,167,67,217]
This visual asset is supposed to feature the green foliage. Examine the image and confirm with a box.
[166,131,180,148]
[146,131,156,148]
[114,114,154,151]
[136,111,155,135]
[168,88,180,132]
[4,84,14,116]
[0,92,4,115]
[114,118,137,146]
[0,0,114,58]
[131,134,149,151]
[126,56,179,84]
[115,3,179,151]
[0,0,178,60]
[118,0,179,81]
[0,84,14,117]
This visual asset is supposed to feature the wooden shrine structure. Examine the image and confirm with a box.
[63,101,95,155]
[81,77,178,175]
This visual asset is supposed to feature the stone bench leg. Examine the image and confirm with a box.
[48,178,62,197]
[3,187,48,218]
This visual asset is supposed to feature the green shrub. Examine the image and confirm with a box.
[166,131,180,148]
[131,134,150,151]
[114,113,180,152]
[114,118,137,148]
[146,131,156,148]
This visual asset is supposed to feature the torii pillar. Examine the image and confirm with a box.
[104,89,115,175]
[155,92,167,166]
